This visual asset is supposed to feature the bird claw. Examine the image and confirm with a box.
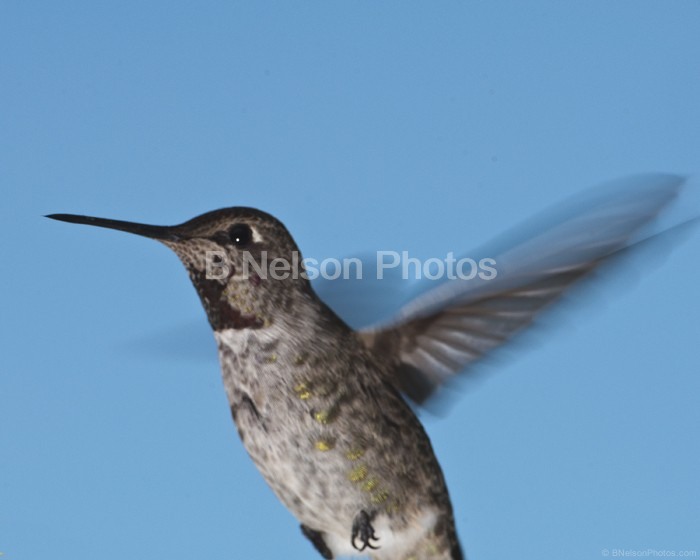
[351,510,380,552]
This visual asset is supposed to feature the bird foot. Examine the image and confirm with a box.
[351,510,380,552]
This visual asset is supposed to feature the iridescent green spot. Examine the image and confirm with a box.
[294,383,311,400]
[370,489,389,504]
[362,478,378,492]
[314,410,332,424]
[345,448,365,461]
[315,440,334,452]
[348,464,368,483]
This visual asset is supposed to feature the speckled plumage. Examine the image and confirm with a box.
[214,300,461,560]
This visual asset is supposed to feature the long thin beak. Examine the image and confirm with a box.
[46,213,180,241]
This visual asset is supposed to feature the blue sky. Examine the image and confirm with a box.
[1,2,699,559]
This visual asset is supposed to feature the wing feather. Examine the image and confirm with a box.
[359,174,689,404]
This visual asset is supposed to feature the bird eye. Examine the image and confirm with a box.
[228,224,253,246]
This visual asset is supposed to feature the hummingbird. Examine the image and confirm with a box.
[48,174,690,559]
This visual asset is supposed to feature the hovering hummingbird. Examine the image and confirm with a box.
[48,174,690,560]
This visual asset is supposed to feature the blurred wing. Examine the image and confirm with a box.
[359,174,687,404]
[312,252,413,330]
